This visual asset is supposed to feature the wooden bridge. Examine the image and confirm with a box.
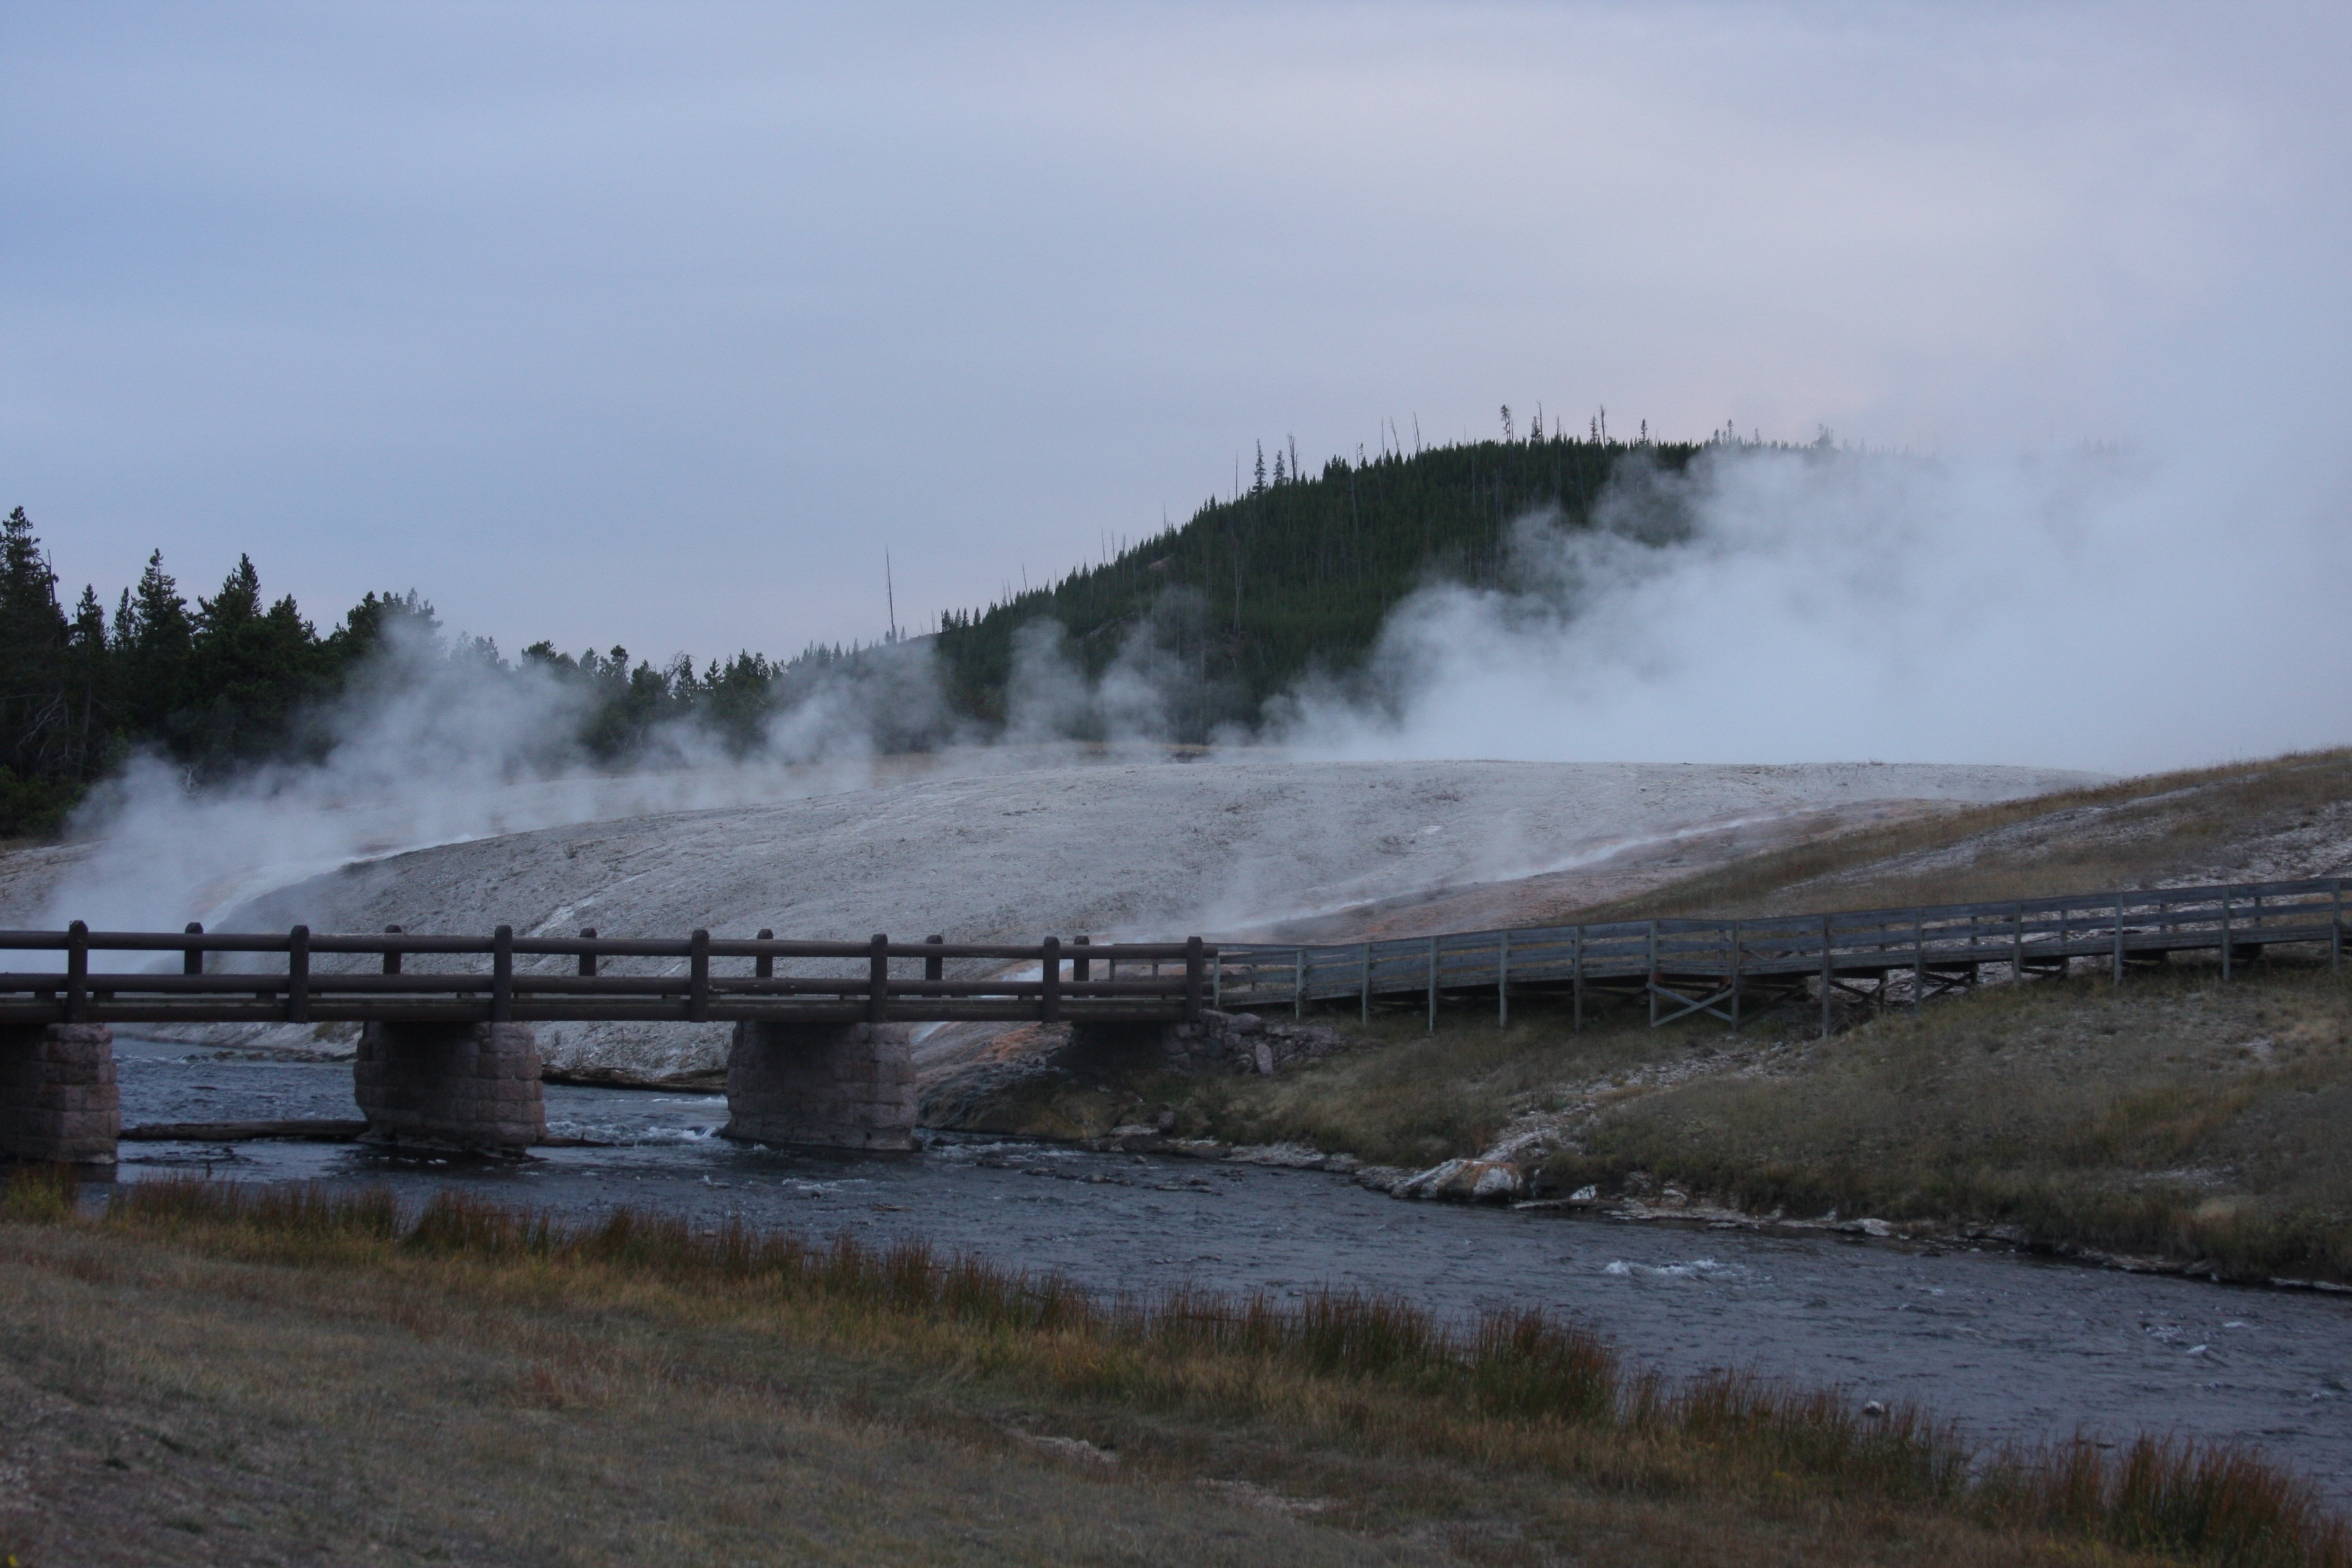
[0,876,2342,1167]
[0,928,1207,1029]
[0,929,1206,1165]
[1212,876,2348,1033]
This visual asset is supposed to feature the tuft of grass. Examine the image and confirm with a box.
[1979,1436,2346,1567]
[4,1172,2337,1566]
[0,1163,76,1224]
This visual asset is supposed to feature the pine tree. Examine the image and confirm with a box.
[118,550,192,737]
[0,507,69,778]
[184,555,328,769]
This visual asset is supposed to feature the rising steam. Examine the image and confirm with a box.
[25,431,2351,935]
[1273,440,2352,773]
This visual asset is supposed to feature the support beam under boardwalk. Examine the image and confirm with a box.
[0,1022,117,1163]
[355,1022,546,1150]
[723,1021,916,1152]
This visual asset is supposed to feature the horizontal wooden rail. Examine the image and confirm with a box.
[1212,876,2347,1036]
[0,926,1211,1030]
[6,876,2340,1039]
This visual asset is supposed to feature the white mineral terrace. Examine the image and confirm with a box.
[0,753,2098,1075]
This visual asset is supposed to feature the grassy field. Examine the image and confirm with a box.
[1,1170,2342,1567]
[1534,964,2352,1279]
[1166,955,2352,1284]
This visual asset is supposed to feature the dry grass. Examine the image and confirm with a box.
[2,1170,2344,1566]
[1531,959,2352,1282]
[1559,748,2352,923]
[1171,950,2352,1284]
[1174,1001,1721,1169]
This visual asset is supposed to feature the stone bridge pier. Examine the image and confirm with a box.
[724,1021,916,1152]
[0,1023,119,1164]
[355,1022,545,1150]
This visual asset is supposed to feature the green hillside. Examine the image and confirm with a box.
[933,433,1698,738]
[1,431,1705,835]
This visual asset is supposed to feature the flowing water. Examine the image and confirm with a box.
[102,1035,2352,1500]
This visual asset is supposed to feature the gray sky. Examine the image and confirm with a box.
[5,2,2346,668]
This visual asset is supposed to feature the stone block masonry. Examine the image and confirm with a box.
[724,1021,916,1152]
[0,1023,119,1163]
[355,1022,545,1149]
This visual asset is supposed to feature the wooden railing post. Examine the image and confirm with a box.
[925,934,944,983]
[1820,913,1832,1039]
[183,921,204,976]
[1185,935,1204,1024]
[1728,920,1742,1031]
[1497,929,1510,1030]
[1359,941,1371,1025]
[1426,936,1438,1034]
[491,926,514,1022]
[2012,901,2024,982]
[1293,947,1305,1019]
[755,929,774,981]
[2112,896,2126,985]
[1912,910,1924,1010]
[1646,922,1658,1028]
[2334,878,2343,972]
[65,920,88,1023]
[287,925,310,1023]
[383,924,403,976]
[578,928,596,978]
[1039,936,1060,1024]
[1073,935,1090,985]
[1573,924,1585,1033]
[687,929,710,1021]
[869,933,890,1025]
[2221,889,2233,982]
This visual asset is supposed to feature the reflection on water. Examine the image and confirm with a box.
[105,1034,2352,1499]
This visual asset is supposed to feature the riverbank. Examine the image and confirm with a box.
[4,1169,2342,1567]
[949,957,2352,1289]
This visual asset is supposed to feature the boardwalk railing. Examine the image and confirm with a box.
[1213,877,2348,1035]
[4,877,2342,1039]
[0,927,1207,1029]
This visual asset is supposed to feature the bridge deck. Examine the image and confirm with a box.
[0,930,1207,1029]
[2,877,2341,1037]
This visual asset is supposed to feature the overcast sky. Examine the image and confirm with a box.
[4,2,2346,670]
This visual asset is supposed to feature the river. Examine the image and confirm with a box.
[98,1033,2352,1500]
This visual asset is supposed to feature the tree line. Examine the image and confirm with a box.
[931,428,1704,734]
[0,505,843,835]
[2,424,1734,835]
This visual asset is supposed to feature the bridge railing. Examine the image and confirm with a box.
[1212,875,2347,1031]
[7,876,2342,1036]
[0,927,1209,1028]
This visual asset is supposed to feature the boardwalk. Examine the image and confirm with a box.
[0,878,2342,1163]
[1212,876,2348,1034]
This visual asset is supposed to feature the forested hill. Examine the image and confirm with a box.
[1,429,1707,835]
[933,432,1698,734]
